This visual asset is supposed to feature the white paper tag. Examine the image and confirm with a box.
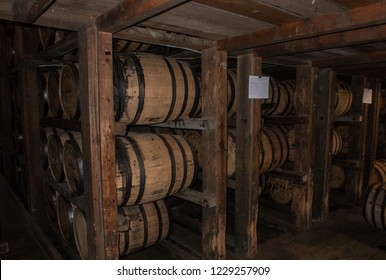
[248,75,270,99]
[363,88,373,104]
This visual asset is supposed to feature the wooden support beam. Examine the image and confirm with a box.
[18,60,43,214]
[12,0,55,23]
[312,50,386,68]
[234,53,261,258]
[217,2,386,52]
[116,26,213,51]
[293,65,315,230]
[97,0,187,33]
[201,46,227,260]
[312,68,336,222]
[363,78,382,190]
[343,76,366,204]
[251,24,386,58]
[78,23,119,260]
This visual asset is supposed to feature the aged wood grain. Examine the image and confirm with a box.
[13,0,55,23]
[234,53,261,258]
[201,46,227,260]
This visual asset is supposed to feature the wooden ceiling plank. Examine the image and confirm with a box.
[249,24,386,58]
[97,0,187,33]
[312,49,386,68]
[13,0,56,23]
[193,0,300,26]
[116,26,214,51]
[218,2,386,52]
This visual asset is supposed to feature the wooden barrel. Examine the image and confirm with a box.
[330,164,346,190]
[41,127,55,170]
[114,39,152,53]
[119,199,172,256]
[227,69,237,117]
[73,199,172,259]
[335,125,350,155]
[267,176,293,204]
[260,126,289,174]
[46,70,62,118]
[116,132,198,206]
[56,195,75,241]
[331,128,343,157]
[114,53,200,124]
[363,183,386,230]
[335,80,353,117]
[48,130,80,182]
[63,133,83,194]
[59,64,80,120]
[183,130,202,169]
[269,80,295,116]
[44,182,58,221]
[72,208,88,259]
[369,159,386,186]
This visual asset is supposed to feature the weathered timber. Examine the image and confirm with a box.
[312,68,336,222]
[201,46,227,259]
[234,53,261,258]
[13,0,56,23]
[97,0,187,33]
[218,2,386,52]
[78,23,119,260]
[292,65,315,230]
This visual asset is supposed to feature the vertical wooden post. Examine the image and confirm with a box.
[201,46,227,259]
[0,24,15,188]
[363,78,382,189]
[312,68,336,222]
[235,53,261,257]
[345,76,366,204]
[294,65,316,229]
[78,22,119,260]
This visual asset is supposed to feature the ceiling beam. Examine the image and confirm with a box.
[217,2,386,52]
[97,0,187,33]
[249,24,386,58]
[13,0,55,23]
[116,26,213,51]
[312,50,386,68]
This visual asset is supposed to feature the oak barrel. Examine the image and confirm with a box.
[48,130,80,182]
[330,164,346,190]
[63,133,84,194]
[114,39,151,53]
[73,199,172,259]
[46,70,62,118]
[335,80,353,117]
[114,53,200,124]
[41,127,55,170]
[369,159,386,186]
[363,183,386,230]
[331,128,343,157]
[59,64,80,120]
[116,132,198,206]
[267,176,293,204]
[56,195,74,241]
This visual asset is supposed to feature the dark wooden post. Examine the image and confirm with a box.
[235,53,261,257]
[363,78,382,190]
[294,65,316,229]
[78,22,119,260]
[201,46,228,259]
[312,68,336,222]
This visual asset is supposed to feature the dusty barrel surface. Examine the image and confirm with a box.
[73,199,172,259]
[369,159,386,186]
[363,183,386,230]
[59,64,80,120]
[48,130,80,182]
[116,132,198,206]
[63,133,83,194]
[114,53,200,125]
[114,39,152,52]
[330,164,346,190]
[335,80,353,117]
[56,195,75,242]
[331,128,343,157]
